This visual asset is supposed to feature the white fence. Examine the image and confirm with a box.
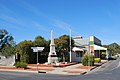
[0,55,15,66]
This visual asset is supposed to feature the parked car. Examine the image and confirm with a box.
[108,56,117,60]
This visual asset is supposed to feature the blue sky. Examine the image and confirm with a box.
[0,0,120,45]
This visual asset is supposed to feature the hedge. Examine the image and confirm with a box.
[94,58,101,63]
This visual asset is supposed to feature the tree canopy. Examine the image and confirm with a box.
[103,43,120,55]
[33,36,47,47]
[0,29,15,56]
[1,44,15,57]
[55,35,74,62]
[55,35,74,53]
[0,29,14,49]
[15,40,33,63]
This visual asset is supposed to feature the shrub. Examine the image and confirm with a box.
[58,57,63,62]
[94,58,101,63]
[82,54,94,66]
[101,52,106,59]
[15,62,27,68]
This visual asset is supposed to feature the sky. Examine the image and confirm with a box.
[0,0,120,45]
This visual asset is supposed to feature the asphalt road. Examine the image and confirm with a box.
[0,58,120,80]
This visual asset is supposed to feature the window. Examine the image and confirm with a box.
[76,51,83,57]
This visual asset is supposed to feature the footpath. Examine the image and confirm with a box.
[0,60,108,75]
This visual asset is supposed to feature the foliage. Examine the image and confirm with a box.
[58,56,63,62]
[94,58,101,63]
[1,45,15,56]
[0,29,15,56]
[15,40,33,63]
[33,35,49,56]
[55,35,74,62]
[16,36,49,64]
[82,52,94,66]
[101,52,106,59]
[0,29,14,49]
[15,62,27,68]
[33,36,47,47]
[55,35,74,52]
[103,43,120,55]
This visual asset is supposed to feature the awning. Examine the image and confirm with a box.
[91,45,107,50]
[72,47,84,52]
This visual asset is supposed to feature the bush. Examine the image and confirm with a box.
[101,52,106,59]
[58,57,63,62]
[82,54,94,66]
[94,58,101,63]
[15,62,27,68]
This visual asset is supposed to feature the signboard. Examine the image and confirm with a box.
[31,47,44,52]
[33,49,38,52]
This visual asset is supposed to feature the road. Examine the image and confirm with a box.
[0,58,120,80]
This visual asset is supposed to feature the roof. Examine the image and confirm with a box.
[72,47,86,52]
[91,45,107,50]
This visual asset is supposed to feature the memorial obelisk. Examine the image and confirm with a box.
[48,31,58,63]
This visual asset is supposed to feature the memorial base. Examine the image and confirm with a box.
[48,56,58,64]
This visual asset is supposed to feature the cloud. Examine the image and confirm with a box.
[0,1,79,35]
[52,19,80,36]
[0,21,21,30]
[31,21,50,32]
[53,19,71,31]
[17,0,48,19]
[16,1,77,33]
[0,14,27,29]
[0,4,28,30]
[0,2,51,33]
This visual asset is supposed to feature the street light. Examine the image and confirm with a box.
[88,37,91,66]
[88,44,90,66]
[69,29,72,62]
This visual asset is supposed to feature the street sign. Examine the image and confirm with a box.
[37,47,44,51]
[33,49,38,52]
[31,46,45,72]
[31,47,44,52]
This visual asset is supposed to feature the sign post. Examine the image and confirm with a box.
[31,47,44,72]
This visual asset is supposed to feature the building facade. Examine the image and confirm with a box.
[71,36,107,62]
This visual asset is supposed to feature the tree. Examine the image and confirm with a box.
[15,35,50,64]
[15,40,33,63]
[103,43,120,55]
[55,35,74,52]
[33,35,49,53]
[1,44,15,57]
[0,29,14,50]
[33,36,47,47]
[55,35,74,62]
[33,36,51,63]
[0,29,15,56]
